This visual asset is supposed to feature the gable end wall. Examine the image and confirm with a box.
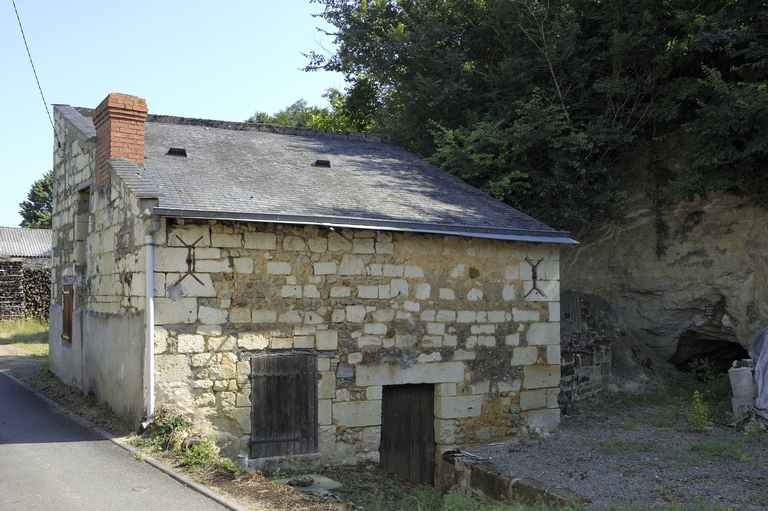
[50,107,150,425]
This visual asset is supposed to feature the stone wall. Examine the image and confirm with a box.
[152,220,563,462]
[49,106,149,423]
[560,344,611,402]
[560,189,768,363]
[49,103,565,466]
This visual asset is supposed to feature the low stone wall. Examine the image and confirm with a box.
[436,454,587,505]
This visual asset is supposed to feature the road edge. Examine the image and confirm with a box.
[0,370,253,511]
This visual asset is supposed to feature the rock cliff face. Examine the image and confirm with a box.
[560,189,768,368]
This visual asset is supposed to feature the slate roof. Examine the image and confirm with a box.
[59,106,575,243]
[0,227,52,258]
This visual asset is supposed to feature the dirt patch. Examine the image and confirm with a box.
[142,450,343,511]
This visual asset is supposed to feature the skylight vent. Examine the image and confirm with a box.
[167,148,187,157]
[312,159,331,168]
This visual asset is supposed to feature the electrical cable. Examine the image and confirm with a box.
[12,0,64,155]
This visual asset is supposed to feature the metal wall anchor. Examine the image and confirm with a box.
[173,235,204,286]
[524,257,546,298]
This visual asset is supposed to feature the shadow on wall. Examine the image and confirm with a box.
[559,291,672,400]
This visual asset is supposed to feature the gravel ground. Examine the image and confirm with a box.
[471,401,768,510]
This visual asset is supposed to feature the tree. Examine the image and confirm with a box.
[305,0,768,228]
[247,99,329,127]
[307,76,383,132]
[247,78,382,133]
[19,171,52,229]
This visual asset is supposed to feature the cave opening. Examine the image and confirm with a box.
[668,330,749,374]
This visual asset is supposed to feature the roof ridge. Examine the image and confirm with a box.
[73,107,390,144]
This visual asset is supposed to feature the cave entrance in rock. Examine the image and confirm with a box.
[669,330,749,374]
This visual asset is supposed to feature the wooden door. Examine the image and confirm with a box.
[62,285,73,343]
[380,384,435,485]
[250,352,317,458]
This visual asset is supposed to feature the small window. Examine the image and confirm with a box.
[311,159,331,168]
[250,352,318,458]
[62,285,73,343]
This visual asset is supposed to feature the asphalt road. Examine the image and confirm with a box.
[0,371,229,511]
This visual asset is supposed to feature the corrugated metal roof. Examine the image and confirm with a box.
[0,227,52,258]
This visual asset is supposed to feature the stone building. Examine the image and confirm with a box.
[0,226,52,320]
[49,93,575,484]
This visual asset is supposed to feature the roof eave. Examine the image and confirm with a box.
[152,207,578,245]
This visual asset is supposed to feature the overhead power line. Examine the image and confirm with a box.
[12,0,55,133]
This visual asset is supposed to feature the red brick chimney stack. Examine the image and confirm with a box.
[92,93,148,189]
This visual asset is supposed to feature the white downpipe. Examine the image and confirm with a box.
[145,234,155,423]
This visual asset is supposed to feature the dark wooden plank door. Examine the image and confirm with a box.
[380,384,435,485]
[250,352,317,458]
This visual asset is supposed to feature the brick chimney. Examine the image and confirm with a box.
[92,93,148,189]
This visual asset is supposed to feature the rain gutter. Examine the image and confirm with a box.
[151,208,578,245]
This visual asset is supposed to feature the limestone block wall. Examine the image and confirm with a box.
[152,220,562,462]
[50,107,148,423]
[50,107,97,305]
[50,106,97,386]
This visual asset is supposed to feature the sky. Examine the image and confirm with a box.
[1,0,344,228]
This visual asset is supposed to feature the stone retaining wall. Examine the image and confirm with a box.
[560,344,611,402]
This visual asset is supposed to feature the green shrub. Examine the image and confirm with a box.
[689,391,711,433]
[181,439,219,469]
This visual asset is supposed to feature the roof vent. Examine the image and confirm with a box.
[167,148,187,157]
[312,159,331,168]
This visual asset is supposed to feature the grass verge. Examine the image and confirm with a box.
[0,318,49,359]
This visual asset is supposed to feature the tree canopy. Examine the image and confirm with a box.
[247,99,329,127]
[19,171,52,229]
[303,0,768,228]
[247,78,382,132]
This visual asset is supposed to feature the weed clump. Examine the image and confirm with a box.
[689,390,711,433]
[133,407,240,473]
[136,407,193,451]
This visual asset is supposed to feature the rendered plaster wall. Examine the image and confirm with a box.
[152,220,562,463]
[49,107,148,424]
